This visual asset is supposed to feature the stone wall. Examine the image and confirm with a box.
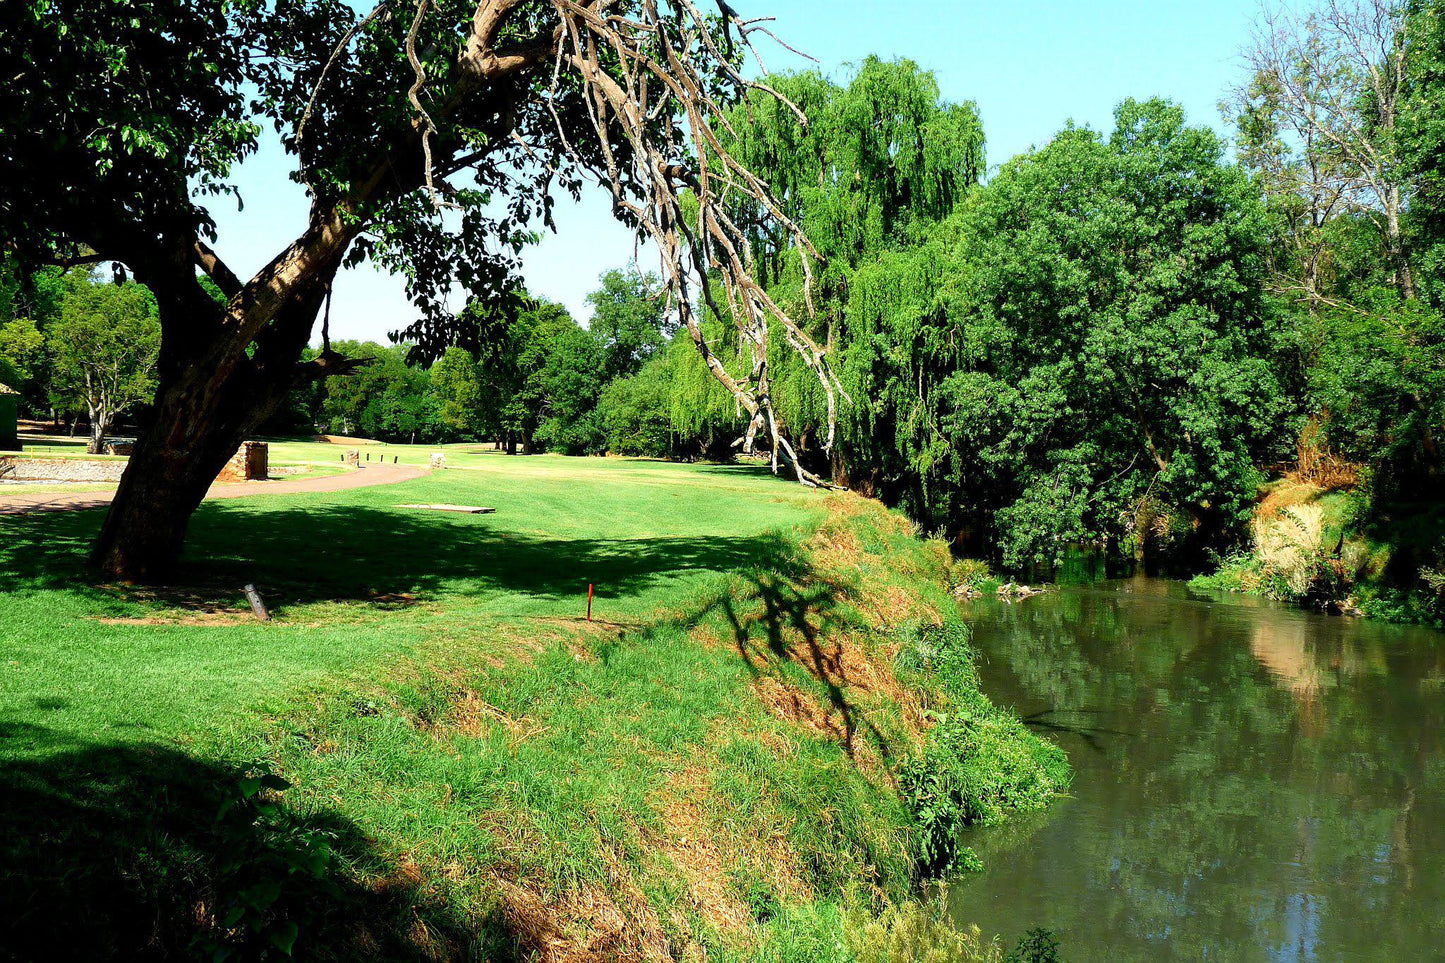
[216,441,269,482]
[0,456,127,482]
[1,441,269,484]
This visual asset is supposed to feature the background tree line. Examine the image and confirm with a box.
[0,262,737,458]
[4,0,1440,587]
[0,263,161,453]
[677,1,1444,582]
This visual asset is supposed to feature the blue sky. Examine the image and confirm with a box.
[204,0,1263,343]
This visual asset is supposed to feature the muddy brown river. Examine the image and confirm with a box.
[949,577,1445,961]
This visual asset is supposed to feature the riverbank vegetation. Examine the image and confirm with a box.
[0,453,1065,960]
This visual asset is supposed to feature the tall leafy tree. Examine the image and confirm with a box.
[1402,0,1445,305]
[46,272,162,453]
[532,315,606,454]
[938,100,1289,566]
[426,346,486,441]
[466,293,600,454]
[1229,0,1420,305]
[318,341,427,440]
[1229,0,1445,492]
[0,260,67,411]
[598,354,676,457]
[585,267,671,382]
[0,0,834,579]
[0,318,45,402]
[712,57,986,471]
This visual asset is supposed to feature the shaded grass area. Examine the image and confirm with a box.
[0,455,1066,960]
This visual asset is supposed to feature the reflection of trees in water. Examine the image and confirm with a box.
[954,586,1445,958]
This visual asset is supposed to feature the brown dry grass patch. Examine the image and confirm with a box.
[753,676,848,745]
[1259,479,1325,521]
[492,858,676,963]
[648,764,809,943]
[92,609,252,627]
[1292,419,1362,491]
[441,689,546,745]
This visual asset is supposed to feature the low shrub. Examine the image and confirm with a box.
[843,900,1006,963]
[894,617,1070,878]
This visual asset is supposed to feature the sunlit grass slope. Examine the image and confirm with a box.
[0,453,1066,961]
[1,454,816,747]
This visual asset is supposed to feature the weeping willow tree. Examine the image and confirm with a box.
[691,79,1289,568]
[695,56,985,483]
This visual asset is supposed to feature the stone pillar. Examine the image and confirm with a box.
[217,441,270,482]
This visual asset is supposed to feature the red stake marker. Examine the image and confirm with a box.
[587,583,594,621]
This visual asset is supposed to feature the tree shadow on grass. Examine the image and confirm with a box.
[0,724,540,961]
[692,552,898,769]
[0,503,796,613]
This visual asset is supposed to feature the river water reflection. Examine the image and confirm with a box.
[948,577,1445,961]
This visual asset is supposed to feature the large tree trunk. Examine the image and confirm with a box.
[90,267,337,581]
[90,365,284,580]
[90,412,243,582]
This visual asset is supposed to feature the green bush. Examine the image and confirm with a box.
[843,901,1006,963]
[894,618,1069,877]
[598,359,675,457]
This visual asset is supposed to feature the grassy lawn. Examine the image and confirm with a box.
[0,452,1065,961]
[2,453,819,752]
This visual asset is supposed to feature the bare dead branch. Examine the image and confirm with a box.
[297,0,843,485]
[527,0,842,484]
[405,0,454,212]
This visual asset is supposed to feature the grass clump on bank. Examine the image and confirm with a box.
[1191,474,1445,626]
[0,449,1066,960]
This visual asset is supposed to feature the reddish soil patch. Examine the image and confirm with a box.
[0,463,427,516]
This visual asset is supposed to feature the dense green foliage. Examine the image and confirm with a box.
[0,265,161,449]
[891,101,1288,569]
[586,268,674,382]
[282,265,741,457]
[677,31,1442,581]
[1403,0,1445,305]
[894,621,1067,875]
[46,271,162,452]
[693,62,1296,571]
[1184,0,1445,617]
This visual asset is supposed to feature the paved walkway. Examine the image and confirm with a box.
[0,463,428,516]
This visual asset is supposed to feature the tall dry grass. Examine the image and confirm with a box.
[1255,504,1327,597]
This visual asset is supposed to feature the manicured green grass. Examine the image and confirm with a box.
[0,453,1065,961]
[1,454,820,755]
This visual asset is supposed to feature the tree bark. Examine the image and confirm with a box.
[90,418,238,582]
[90,262,340,581]
[87,410,106,455]
[1386,184,1416,301]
